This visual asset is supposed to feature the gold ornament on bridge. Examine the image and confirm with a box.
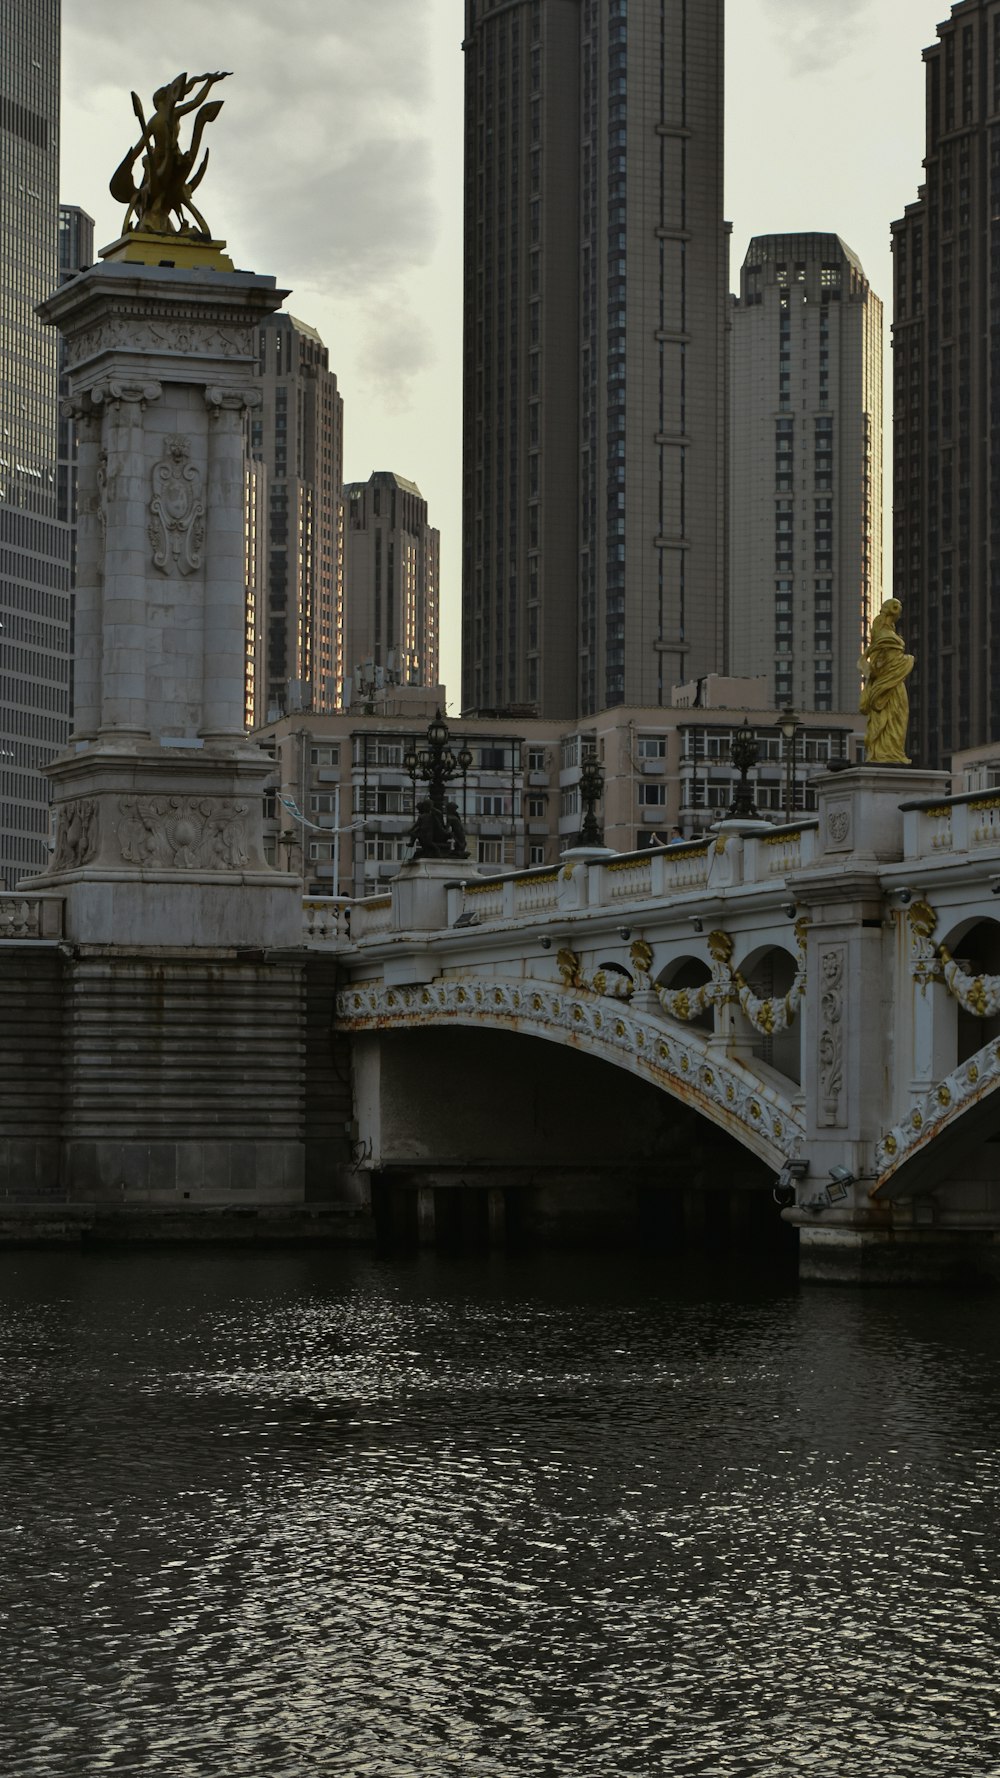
[858,598,915,765]
[107,71,233,267]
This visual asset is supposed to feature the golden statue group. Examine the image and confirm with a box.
[110,70,230,239]
[859,598,915,765]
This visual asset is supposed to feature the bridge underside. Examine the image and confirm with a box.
[353,1027,792,1255]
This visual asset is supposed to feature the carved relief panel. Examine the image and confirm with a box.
[149,436,205,576]
[818,946,846,1127]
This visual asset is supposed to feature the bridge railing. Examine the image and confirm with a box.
[0,896,64,941]
[743,822,818,882]
[302,897,353,945]
[307,818,825,949]
[902,790,1000,859]
[348,895,394,940]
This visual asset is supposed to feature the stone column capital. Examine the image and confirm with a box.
[205,385,262,421]
[86,379,163,414]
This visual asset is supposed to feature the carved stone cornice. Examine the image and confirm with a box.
[63,313,256,371]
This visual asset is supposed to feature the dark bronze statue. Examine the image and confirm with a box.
[408,797,469,862]
[110,71,231,238]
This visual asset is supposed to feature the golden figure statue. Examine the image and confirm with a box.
[110,71,231,240]
[858,598,915,765]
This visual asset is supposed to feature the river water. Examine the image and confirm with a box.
[2,1246,1000,1777]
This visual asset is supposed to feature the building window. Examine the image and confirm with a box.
[638,783,667,806]
[638,735,667,759]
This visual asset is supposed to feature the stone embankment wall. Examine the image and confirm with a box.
[0,946,361,1242]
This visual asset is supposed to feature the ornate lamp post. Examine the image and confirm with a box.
[403,709,474,860]
[777,706,801,825]
[726,719,760,819]
[577,749,604,846]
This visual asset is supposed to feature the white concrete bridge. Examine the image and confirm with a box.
[308,767,1000,1281]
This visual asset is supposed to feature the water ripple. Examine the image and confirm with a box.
[0,1251,999,1775]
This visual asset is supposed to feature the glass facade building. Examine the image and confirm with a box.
[0,0,72,888]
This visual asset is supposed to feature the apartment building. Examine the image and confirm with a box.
[461,0,728,718]
[729,233,883,713]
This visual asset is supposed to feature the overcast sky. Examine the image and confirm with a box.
[62,0,949,705]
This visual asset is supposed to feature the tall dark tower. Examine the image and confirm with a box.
[893,0,1000,767]
[461,0,728,720]
[0,0,72,887]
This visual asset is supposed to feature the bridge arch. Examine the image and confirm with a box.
[874,1033,1000,1199]
[337,974,804,1172]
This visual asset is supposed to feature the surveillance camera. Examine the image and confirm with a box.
[618,926,632,941]
[782,902,797,919]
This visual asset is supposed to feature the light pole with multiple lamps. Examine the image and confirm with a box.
[403,710,474,860]
[777,706,801,826]
[576,749,605,846]
[726,719,760,820]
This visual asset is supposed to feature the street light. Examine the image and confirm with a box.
[577,748,604,846]
[404,709,473,859]
[777,705,801,826]
[726,719,760,820]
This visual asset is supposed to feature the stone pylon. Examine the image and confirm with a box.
[19,247,321,1216]
[34,254,300,949]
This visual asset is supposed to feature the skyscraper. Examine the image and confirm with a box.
[893,0,1000,766]
[342,471,440,692]
[729,234,883,714]
[0,0,71,888]
[462,0,728,719]
[251,314,344,720]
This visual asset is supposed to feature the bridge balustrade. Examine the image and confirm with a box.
[0,897,63,941]
[902,789,1000,858]
[302,898,352,945]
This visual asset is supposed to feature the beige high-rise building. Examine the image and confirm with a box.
[461,0,728,720]
[893,0,1000,767]
[729,234,883,715]
[251,314,344,719]
[342,472,440,692]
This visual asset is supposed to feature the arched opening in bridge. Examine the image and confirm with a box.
[358,1027,795,1260]
[656,954,713,1033]
[733,943,801,1087]
[941,917,1000,1066]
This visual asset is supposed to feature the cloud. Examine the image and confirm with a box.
[760,0,869,74]
[356,295,436,410]
[61,0,437,290]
